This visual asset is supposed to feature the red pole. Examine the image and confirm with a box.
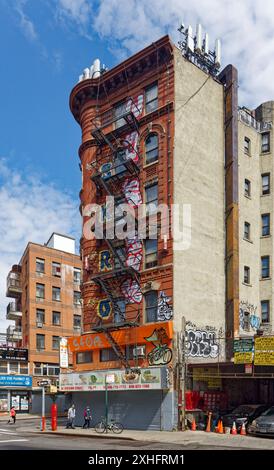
[41,416,46,431]
[51,403,57,431]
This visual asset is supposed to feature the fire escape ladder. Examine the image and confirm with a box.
[105,239,126,269]
[103,330,129,368]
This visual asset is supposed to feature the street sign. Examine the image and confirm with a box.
[37,380,51,386]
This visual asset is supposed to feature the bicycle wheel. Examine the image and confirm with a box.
[95,421,106,433]
[112,422,124,434]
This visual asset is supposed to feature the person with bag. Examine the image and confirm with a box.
[82,406,92,429]
[7,407,16,424]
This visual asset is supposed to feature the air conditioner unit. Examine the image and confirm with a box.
[37,322,43,328]
[132,346,146,358]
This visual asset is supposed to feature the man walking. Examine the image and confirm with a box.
[7,407,16,425]
[66,404,76,429]
[83,406,92,429]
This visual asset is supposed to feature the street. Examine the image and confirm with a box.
[0,418,273,450]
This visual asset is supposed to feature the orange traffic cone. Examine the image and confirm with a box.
[191,418,196,431]
[240,422,246,436]
[205,412,212,432]
[218,419,224,434]
[231,421,237,435]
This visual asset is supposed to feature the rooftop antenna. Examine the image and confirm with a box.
[178,22,221,76]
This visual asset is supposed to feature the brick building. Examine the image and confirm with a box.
[3,233,82,413]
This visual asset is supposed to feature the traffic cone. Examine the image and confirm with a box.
[231,421,237,435]
[205,412,212,432]
[240,422,246,436]
[218,419,224,434]
[191,418,196,431]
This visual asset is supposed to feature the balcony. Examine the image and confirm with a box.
[6,326,22,341]
[6,301,22,321]
[238,108,273,132]
[6,270,22,298]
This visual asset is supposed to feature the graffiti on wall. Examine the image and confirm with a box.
[145,327,172,366]
[239,300,260,332]
[121,278,142,304]
[123,131,139,162]
[122,178,142,207]
[185,329,219,359]
[126,238,142,272]
[99,250,112,272]
[97,299,112,320]
[157,291,173,321]
[126,95,144,118]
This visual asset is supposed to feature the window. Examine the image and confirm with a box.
[114,300,126,324]
[262,214,270,236]
[145,291,158,323]
[73,315,81,329]
[36,258,45,273]
[261,132,270,153]
[36,334,45,350]
[52,262,61,277]
[262,173,270,195]
[244,222,250,240]
[114,246,126,270]
[52,336,60,350]
[244,137,251,154]
[73,268,81,284]
[114,102,127,129]
[244,179,251,197]
[145,83,158,113]
[36,309,45,325]
[36,283,45,299]
[244,266,250,284]
[145,183,158,214]
[100,348,119,362]
[261,256,270,279]
[145,134,159,164]
[74,291,81,305]
[52,286,61,302]
[52,311,61,326]
[145,239,158,269]
[76,352,93,364]
[261,300,270,323]
[114,149,127,175]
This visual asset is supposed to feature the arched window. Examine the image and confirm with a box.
[145,291,158,323]
[145,133,158,164]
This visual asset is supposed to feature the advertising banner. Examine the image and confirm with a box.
[233,339,253,364]
[60,337,69,368]
[59,368,167,392]
[254,337,274,366]
[0,375,32,387]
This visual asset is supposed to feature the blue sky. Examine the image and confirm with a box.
[1,0,274,328]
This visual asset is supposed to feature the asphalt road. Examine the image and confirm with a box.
[0,418,235,450]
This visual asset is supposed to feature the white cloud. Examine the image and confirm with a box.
[90,0,274,107]
[57,0,92,25]
[14,0,37,41]
[0,159,80,331]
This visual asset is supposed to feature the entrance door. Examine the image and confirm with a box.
[10,391,29,412]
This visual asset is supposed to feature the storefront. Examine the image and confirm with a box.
[0,375,32,413]
[60,367,174,430]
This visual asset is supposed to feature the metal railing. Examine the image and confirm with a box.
[238,108,272,132]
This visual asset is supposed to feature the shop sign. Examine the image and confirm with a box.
[193,368,222,389]
[59,337,68,368]
[233,339,253,364]
[0,375,32,387]
[0,347,28,362]
[254,337,274,366]
[245,364,253,374]
[59,367,167,392]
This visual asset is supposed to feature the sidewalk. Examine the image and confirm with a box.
[0,413,41,421]
[21,426,274,450]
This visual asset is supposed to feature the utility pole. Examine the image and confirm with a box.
[177,316,186,431]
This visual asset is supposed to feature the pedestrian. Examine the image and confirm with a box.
[66,404,76,429]
[7,407,16,425]
[82,406,92,429]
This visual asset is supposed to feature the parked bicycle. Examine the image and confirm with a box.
[94,417,124,434]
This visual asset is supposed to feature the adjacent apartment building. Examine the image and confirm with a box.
[3,233,82,413]
[61,30,274,430]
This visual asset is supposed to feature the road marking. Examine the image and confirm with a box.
[0,439,28,443]
[0,430,18,435]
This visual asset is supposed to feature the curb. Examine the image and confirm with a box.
[39,430,136,441]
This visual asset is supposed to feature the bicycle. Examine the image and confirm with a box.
[94,417,124,434]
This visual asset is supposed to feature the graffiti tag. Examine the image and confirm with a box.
[145,328,172,366]
[185,330,219,358]
[157,291,173,321]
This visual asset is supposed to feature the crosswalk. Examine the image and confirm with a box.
[0,427,29,445]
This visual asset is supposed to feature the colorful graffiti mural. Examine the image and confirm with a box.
[121,278,142,304]
[126,238,142,272]
[125,94,144,118]
[123,131,139,162]
[239,300,260,332]
[97,299,112,320]
[145,327,172,366]
[99,250,112,272]
[122,177,142,207]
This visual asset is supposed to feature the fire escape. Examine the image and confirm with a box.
[88,99,142,369]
